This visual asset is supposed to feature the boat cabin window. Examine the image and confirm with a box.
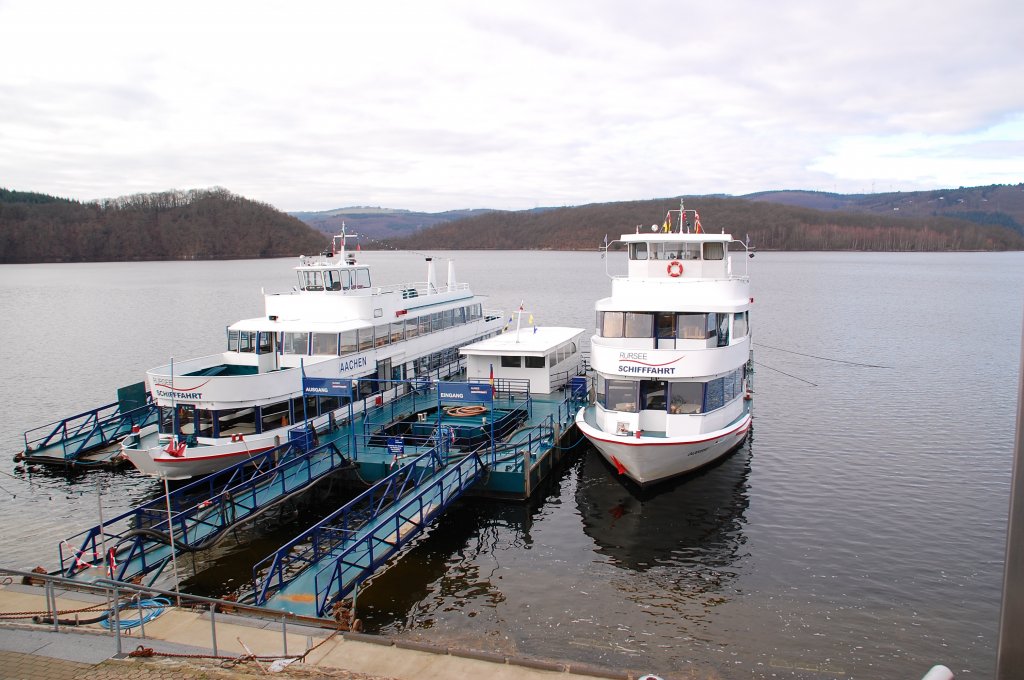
[704,376,725,411]
[227,329,240,351]
[283,332,309,355]
[175,404,195,435]
[604,379,637,412]
[353,268,371,288]
[324,269,344,291]
[375,325,389,346]
[676,313,707,339]
[703,242,725,260]
[625,312,654,338]
[260,401,290,432]
[640,380,667,410]
[598,311,625,337]
[595,375,606,404]
[525,356,545,368]
[405,318,420,339]
[656,313,676,339]
[340,330,358,354]
[196,409,215,437]
[629,243,648,260]
[312,332,338,355]
[390,322,405,344]
[681,243,701,260]
[733,311,748,339]
[358,328,374,351]
[669,382,704,413]
[158,406,174,434]
[218,408,256,436]
[238,331,257,353]
[258,332,273,354]
[299,270,324,291]
[716,313,729,346]
[501,355,522,368]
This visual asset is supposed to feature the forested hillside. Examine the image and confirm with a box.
[0,188,329,263]
[291,206,493,241]
[384,196,1024,251]
[743,184,1024,235]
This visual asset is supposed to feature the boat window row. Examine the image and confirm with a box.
[298,267,372,292]
[594,367,745,414]
[162,335,498,440]
[498,341,579,369]
[597,311,748,345]
[160,394,352,439]
[628,241,725,261]
[227,304,485,355]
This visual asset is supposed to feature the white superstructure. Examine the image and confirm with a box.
[576,205,753,486]
[122,228,505,479]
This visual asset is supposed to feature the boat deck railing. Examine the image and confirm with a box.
[22,400,158,461]
[58,438,352,585]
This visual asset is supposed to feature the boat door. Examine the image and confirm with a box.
[256,331,279,373]
[656,312,676,350]
[376,358,392,391]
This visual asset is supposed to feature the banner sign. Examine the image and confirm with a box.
[437,381,493,404]
[303,377,354,398]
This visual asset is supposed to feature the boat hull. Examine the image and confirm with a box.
[120,432,277,480]
[575,405,751,487]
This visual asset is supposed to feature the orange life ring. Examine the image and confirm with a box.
[667,260,683,277]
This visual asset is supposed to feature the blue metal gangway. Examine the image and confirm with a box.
[22,399,158,463]
[253,444,486,618]
[58,437,352,584]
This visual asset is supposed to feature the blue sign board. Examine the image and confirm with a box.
[386,436,405,456]
[303,377,354,398]
[437,381,493,404]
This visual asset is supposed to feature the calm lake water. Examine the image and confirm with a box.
[1,250,1021,679]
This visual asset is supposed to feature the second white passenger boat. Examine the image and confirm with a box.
[121,229,505,479]
[575,204,753,486]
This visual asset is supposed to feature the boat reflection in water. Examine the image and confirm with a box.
[576,438,751,576]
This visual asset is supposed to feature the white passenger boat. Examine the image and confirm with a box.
[575,204,753,486]
[121,229,505,479]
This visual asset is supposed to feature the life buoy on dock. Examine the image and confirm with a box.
[666,260,684,277]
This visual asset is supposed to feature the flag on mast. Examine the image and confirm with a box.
[694,210,703,234]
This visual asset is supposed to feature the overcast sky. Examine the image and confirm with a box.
[1,0,1021,212]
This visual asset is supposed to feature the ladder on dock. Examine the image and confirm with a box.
[58,439,352,584]
[253,445,486,618]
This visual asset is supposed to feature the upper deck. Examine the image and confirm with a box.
[601,207,752,312]
[258,230,480,328]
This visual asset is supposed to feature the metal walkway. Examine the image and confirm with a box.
[21,399,157,464]
[58,437,352,584]
[253,444,486,618]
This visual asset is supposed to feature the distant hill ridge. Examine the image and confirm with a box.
[382,190,1024,251]
[0,187,328,263]
[3,183,1022,263]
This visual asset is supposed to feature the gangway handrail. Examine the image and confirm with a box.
[309,450,486,617]
[252,445,448,606]
[59,438,351,583]
[23,400,158,460]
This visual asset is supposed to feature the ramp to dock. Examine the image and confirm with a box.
[254,446,486,618]
[58,439,352,584]
[21,385,157,464]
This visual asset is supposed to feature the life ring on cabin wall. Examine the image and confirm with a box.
[667,260,684,277]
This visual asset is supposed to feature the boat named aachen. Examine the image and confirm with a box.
[575,202,753,486]
[121,229,504,479]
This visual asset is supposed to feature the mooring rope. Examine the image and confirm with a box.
[754,342,891,369]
